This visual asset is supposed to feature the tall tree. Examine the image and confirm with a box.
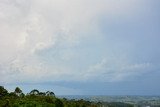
[14,87,22,96]
[46,91,55,96]
[0,86,8,97]
[29,89,39,95]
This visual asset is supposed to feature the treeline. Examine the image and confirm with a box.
[0,86,134,107]
[0,86,99,107]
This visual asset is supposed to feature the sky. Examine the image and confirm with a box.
[0,0,160,95]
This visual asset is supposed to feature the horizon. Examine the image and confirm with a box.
[0,0,160,95]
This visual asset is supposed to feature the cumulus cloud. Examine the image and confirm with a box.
[0,0,154,84]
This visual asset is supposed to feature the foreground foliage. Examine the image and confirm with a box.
[0,86,134,107]
[0,86,99,107]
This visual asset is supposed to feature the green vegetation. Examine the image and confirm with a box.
[0,86,100,107]
[0,86,135,107]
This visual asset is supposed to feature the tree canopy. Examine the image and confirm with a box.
[0,86,134,107]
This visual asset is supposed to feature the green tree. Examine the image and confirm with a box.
[8,92,17,98]
[29,89,39,95]
[14,87,22,96]
[45,96,54,103]
[0,86,8,98]
[46,91,55,96]
[55,99,64,107]
[39,92,46,96]
[50,91,55,96]
[2,99,11,107]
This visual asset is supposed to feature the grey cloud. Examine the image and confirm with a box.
[0,0,157,84]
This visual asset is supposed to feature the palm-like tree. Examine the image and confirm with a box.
[29,89,39,95]
[46,91,55,96]
[14,87,22,96]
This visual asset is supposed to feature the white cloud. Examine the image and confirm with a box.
[0,0,153,84]
[83,58,154,82]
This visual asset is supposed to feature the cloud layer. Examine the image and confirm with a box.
[0,0,159,84]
